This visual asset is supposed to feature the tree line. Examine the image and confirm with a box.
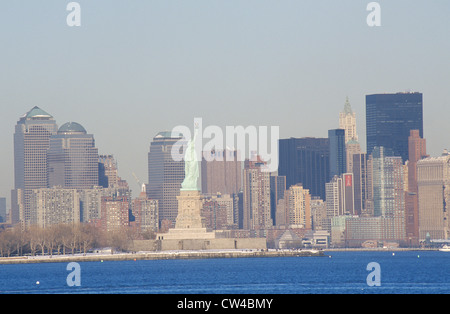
[0,223,155,258]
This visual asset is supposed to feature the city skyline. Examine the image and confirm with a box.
[1,1,450,207]
[1,92,445,208]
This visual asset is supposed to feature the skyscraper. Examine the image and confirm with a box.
[270,175,286,226]
[201,149,242,195]
[371,147,406,241]
[405,130,427,244]
[286,184,311,229]
[242,157,272,231]
[372,147,405,219]
[325,176,344,233]
[13,106,58,225]
[417,152,450,241]
[278,137,329,200]
[366,92,423,162]
[0,197,6,223]
[339,98,361,173]
[339,97,361,172]
[98,155,119,188]
[328,129,346,178]
[339,97,358,144]
[147,131,185,227]
[132,186,159,233]
[47,122,99,189]
[352,153,373,216]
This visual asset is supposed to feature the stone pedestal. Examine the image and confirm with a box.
[175,190,205,229]
[157,190,217,240]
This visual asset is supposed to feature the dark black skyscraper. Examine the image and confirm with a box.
[278,138,329,200]
[328,129,346,178]
[366,92,423,162]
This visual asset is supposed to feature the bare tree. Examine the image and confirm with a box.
[34,227,47,256]
[45,226,57,257]
[12,226,26,257]
[26,225,40,256]
[77,224,94,254]
[67,224,79,255]
[59,224,73,255]
[0,222,145,257]
[108,227,131,252]
[0,230,15,257]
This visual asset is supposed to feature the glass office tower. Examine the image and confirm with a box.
[13,106,58,225]
[47,122,99,189]
[147,131,185,227]
[278,137,330,200]
[366,92,423,162]
[328,129,346,178]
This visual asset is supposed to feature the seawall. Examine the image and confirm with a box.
[0,249,324,265]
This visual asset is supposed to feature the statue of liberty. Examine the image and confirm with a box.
[181,123,200,191]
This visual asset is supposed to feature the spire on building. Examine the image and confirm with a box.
[343,96,353,115]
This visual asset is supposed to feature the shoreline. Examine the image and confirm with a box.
[0,247,440,265]
[0,249,324,265]
[324,247,438,252]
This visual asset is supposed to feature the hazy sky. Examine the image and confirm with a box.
[1,1,449,206]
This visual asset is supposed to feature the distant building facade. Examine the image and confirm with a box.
[147,131,185,227]
[13,106,58,226]
[201,149,242,195]
[366,92,423,162]
[202,193,235,230]
[30,187,80,228]
[371,147,406,242]
[132,187,159,233]
[278,137,330,200]
[339,98,361,173]
[405,130,427,244]
[417,153,450,240]
[286,184,311,229]
[339,97,358,144]
[100,196,129,232]
[98,155,119,188]
[242,158,272,231]
[0,198,6,223]
[47,122,99,189]
[352,153,373,216]
[328,129,346,178]
[270,175,286,226]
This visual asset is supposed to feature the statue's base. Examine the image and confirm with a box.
[151,237,267,251]
[174,190,205,229]
[158,227,217,240]
[156,189,216,240]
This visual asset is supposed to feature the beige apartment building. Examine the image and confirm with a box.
[417,153,450,240]
[30,187,80,228]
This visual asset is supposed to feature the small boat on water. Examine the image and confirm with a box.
[439,245,450,252]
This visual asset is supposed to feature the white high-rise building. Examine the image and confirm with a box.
[339,97,358,143]
[339,97,361,173]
